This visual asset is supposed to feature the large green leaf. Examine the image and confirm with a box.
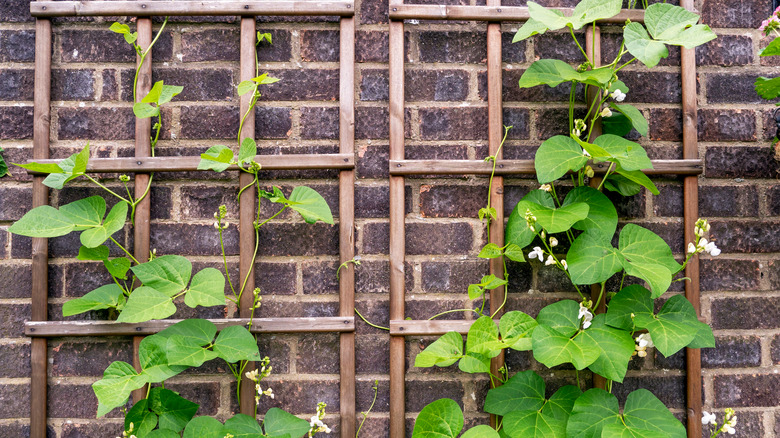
[116,287,177,323]
[566,389,621,438]
[512,18,549,42]
[77,245,110,261]
[131,255,193,296]
[633,295,704,357]
[623,262,671,299]
[518,59,614,89]
[503,410,566,438]
[80,201,128,248]
[623,23,669,68]
[592,135,652,172]
[183,416,226,438]
[166,334,218,367]
[760,37,780,57]
[415,331,464,368]
[146,430,181,438]
[149,388,200,433]
[8,205,75,238]
[212,325,262,363]
[198,145,234,172]
[458,351,492,374]
[755,76,780,100]
[526,3,569,31]
[104,257,131,280]
[461,425,501,438]
[506,190,555,249]
[534,135,588,184]
[157,319,217,346]
[238,137,257,165]
[411,398,463,438]
[604,285,655,331]
[125,400,159,438]
[607,389,686,438]
[526,202,589,234]
[566,231,623,285]
[562,187,617,240]
[610,104,648,137]
[613,166,659,196]
[618,224,679,297]
[263,408,312,438]
[536,300,580,338]
[465,316,502,358]
[499,311,537,351]
[224,413,265,438]
[93,361,148,417]
[133,102,160,119]
[60,196,105,230]
[184,268,226,308]
[579,315,634,383]
[531,325,599,370]
[484,370,545,416]
[62,284,124,316]
[542,385,581,421]
[139,335,187,383]
[604,174,643,197]
[569,0,622,29]
[602,113,634,137]
[287,186,334,224]
[645,3,699,40]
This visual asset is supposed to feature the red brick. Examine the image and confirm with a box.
[0,106,33,139]
[356,31,389,62]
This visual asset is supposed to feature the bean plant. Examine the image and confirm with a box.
[410,2,723,437]
[8,21,336,438]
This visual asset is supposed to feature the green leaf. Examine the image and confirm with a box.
[149,388,200,433]
[513,18,549,42]
[139,335,188,383]
[63,284,124,316]
[0,149,6,179]
[198,145,234,172]
[536,300,581,338]
[569,0,622,29]
[461,425,501,438]
[237,80,257,96]
[238,137,257,165]
[77,245,109,261]
[41,145,90,189]
[567,231,622,285]
[146,430,181,438]
[125,399,158,437]
[104,257,131,280]
[287,186,334,224]
[605,285,654,331]
[131,255,193,296]
[80,201,128,248]
[526,2,569,30]
[626,4,715,67]
[645,3,700,40]
[503,410,566,438]
[411,398,463,438]
[634,295,700,357]
[415,331,464,368]
[60,196,105,230]
[602,113,634,137]
[459,351,492,374]
[755,76,780,100]
[503,244,525,262]
[531,325,599,370]
[468,275,507,300]
[619,224,680,290]
[14,161,63,174]
[263,408,311,438]
[534,135,588,184]
[761,37,780,56]
[184,268,226,308]
[543,385,582,421]
[478,243,503,259]
[623,262,671,300]
[466,316,502,358]
[604,174,643,197]
[686,320,715,349]
[142,80,164,103]
[93,361,148,417]
[116,287,177,323]
[579,315,635,383]
[526,201,589,234]
[252,73,280,85]
[8,205,75,238]
[133,102,160,119]
[562,187,617,240]
[212,325,262,363]
[109,22,131,34]
[624,22,669,68]
[499,311,537,351]
[484,370,545,416]
[157,319,218,346]
[592,134,652,172]
[610,104,648,137]
[183,416,226,438]
[518,59,614,89]
[124,32,138,44]
[158,84,183,106]
[505,190,555,249]
[566,389,621,438]
[616,389,686,437]
[224,413,265,437]
[614,164,659,195]
[166,334,218,367]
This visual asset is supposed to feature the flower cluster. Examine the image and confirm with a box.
[309,402,332,437]
[117,423,137,438]
[524,208,538,233]
[633,333,654,358]
[528,236,567,271]
[703,408,737,436]
[610,88,627,102]
[687,219,720,256]
[760,7,780,34]
[213,204,229,230]
[245,356,274,405]
[572,118,587,138]
[578,301,593,329]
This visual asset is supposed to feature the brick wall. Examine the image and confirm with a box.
[0,0,779,436]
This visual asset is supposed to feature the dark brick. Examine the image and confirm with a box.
[297,333,340,373]
[701,0,766,28]
[0,69,33,101]
[256,29,293,62]
[359,0,389,24]
[702,336,762,368]
[406,379,464,412]
[180,185,238,220]
[407,222,473,255]
[649,108,682,142]
[535,108,580,139]
[354,299,390,335]
[50,340,133,377]
[712,296,780,329]
[52,69,96,101]
[48,384,100,418]
[407,70,470,102]
[58,107,134,140]
[102,68,119,100]
[502,31,526,63]
[706,74,770,104]
[769,185,780,216]
[0,0,32,22]
[302,261,338,295]
[360,70,388,101]
[301,107,339,139]
[503,108,531,140]
[696,35,753,66]
[61,30,172,63]
[421,260,488,294]
[0,30,35,62]
[419,185,485,218]
[0,230,6,258]
[164,382,220,415]
[535,32,586,63]
[418,31,487,63]
[773,335,780,364]
[420,107,488,140]
[612,375,685,408]
[768,260,780,290]
[620,71,681,103]
[705,146,778,179]
[506,260,534,293]
[180,28,240,62]
[257,335,291,374]
[63,262,115,299]
[697,109,756,142]
[700,259,760,291]
[0,342,30,378]
[255,106,292,139]
[699,185,759,217]
[606,189,645,219]
[355,186,390,218]
[0,106,33,139]
[0,303,29,337]
[715,374,780,407]
[356,335,390,373]
[356,107,389,140]
[356,31,389,63]
[151,223,239,256]
[0,186,31,221]
[357,378,390,413]
[151,68,234,101]
[258,223,338,256]
[180,105,239,139]
[261,69,338,101]
[61,423,123,438]
[710,220,780,253]
[249,379,340,414]
[301,30,340,62]
[537,264,578,293]
[0,384,29,418]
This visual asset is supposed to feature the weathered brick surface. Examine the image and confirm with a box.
[715,374,780,407]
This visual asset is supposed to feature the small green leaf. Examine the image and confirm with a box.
[567,231,623,285]
[411,398,463,438]
[139,335,188,383]
[77,245,109,261]
[63,284,124,316]
[619,224,680,294]
[224,413,265,437]
[80,201,128,248]
[116,287,177,323]
[166,334,219,367]
[634,295,699,357]
[133,102,160,119]
[146,430,180,438]
[499,311,537,351]
[8,205,75,238]
[761,37,780,56]
[592,134,653,172]
[149,387,200,433]
[237,80,257,96]
[503,410,566,438]
[93,361,148,417]
[624,22,669,68]
[503,244,525,262]
[602,113,634,137]
[616,389,686,437]
[513,18,549,42]
[562,186,618,240]
[198,145,234,172]
[580,315,635,383]
[60,196,105,230]
[212,325,262,363]
[532,325,599,370]
[287,186,334,224]
[263,408,312,438]
[158,84,184,106]
[238,137,257,165]
[109,22,131,34]
[44,144,90,189]
[466,316,502,358]
[566,389,621,438]
[604,174,643,196]
[527,2,569,31]
[14,161,63,174]
[414,332,464,368]
[142,80,164,104]
[569,0,622,29]
[184,268,226,308]
[605,285,655,331]
[125,400,158,437]
[534,135,588,184]
[124,32,138,45]
[610,104,649,137]
[526,201,589,234]
[131,255,193,296]
[478,243,503,259]
[252,73,280,85]
[257,32,272,44]
[536,300,581,338]
[104,257,131,279]
[645,3,700,40]
[182,416,226,438]
[518,59,613,89]
[157,319,218,346]
[614,164,660,195]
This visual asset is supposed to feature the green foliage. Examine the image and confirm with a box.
[468,274,508,300]
[15,144,90,189]
[287,186,335,224]
[533,135,588,184]
[262,408,312,438]
[93,361,149,417]
[518,59,614,89]
[62,284,125,316]
[0,147,8,178]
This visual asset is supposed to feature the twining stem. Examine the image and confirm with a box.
[132,17,169,103]
[85,175,130,204]
[355,308,389,331]
[485,126,511,238]
[428,308,480,320]
[570,26,590,63]
[356,381,379,438]
[109,236,140,265]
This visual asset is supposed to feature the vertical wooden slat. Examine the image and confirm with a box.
[486,0,504,429]
[680,1,702,436]
[131,17,153,404]
[338,15,356,438]
[30,16,52,438]
[388,0,406,435]
[239,16,258,416]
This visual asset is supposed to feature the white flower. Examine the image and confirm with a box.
[636,333,654,348]
[561,260,567,270]
[578,303,593,329]
[529,247,544,262]
[687,242,697,254]
[573,128,582,137]
[725,425,736,434]
[545,255,556,266]
[549,237,558,247]
[540,184,552,192]
[704,241,721,256]
[610,89,626,102]
[600,107,613,118]
[582,148,591,157]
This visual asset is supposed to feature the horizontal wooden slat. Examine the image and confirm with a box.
[390,319,483,336]
[31,1,355,17]
[26,317,354,337]
[389,5,645,23]
[23,153,354,174]
[389,159,703,176]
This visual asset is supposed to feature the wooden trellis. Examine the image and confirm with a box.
[387,2,703,438]
[24,2,356,437]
